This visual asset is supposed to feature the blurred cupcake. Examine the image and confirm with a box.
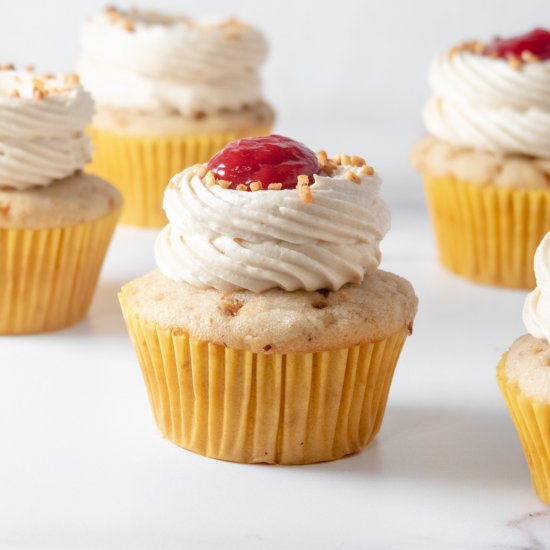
[412,28,550,289]
[497,231,550,502]
[0,66,121,334]
[79,7,274,227]
[119,135,417,464]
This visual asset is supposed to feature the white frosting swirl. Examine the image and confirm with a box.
[78,9,268,116]
[524,232,550,343]
[424,51,550,158]
[155,166,390,293]
[0,71,93,190]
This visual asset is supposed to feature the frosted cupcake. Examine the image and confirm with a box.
[119,135,417,464]
[412,28,550,289]
[0,66,121,334]
[79,7,274,227]
[498,232,550,502]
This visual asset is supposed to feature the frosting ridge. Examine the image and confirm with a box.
[524,232,550,343]
[78,8,268,117]
[424,49,550,158]
[155,164,390,292]
[0,70,93,189]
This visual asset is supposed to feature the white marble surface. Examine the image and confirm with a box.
[0,204,548,550]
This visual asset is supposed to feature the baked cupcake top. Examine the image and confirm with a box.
[506,232,550,400]
[78,7,268,118]
[155,135,390,293]
[424,28,550,159]
[0,66,93,190]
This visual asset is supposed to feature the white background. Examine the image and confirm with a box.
[1,0,549,205]
[1,2,550,549]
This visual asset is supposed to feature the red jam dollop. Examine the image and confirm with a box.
[207,135,319,190]
[483,28,550,60]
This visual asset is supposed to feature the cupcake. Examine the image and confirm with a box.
[79,7,274,228]
[497,231,550,502]
[412,28,550,289]
[0,66,122,334]
[119,135,417,464]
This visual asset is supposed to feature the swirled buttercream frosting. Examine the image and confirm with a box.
[155,147,390,293]
[524,232,550,344]
[423,31,550,159]
[78,7,268,117]
[0,68,93,190]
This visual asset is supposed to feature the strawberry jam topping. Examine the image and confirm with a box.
[483,28,550,61]
[207,135,319,190]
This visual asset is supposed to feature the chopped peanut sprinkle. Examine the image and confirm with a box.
[204,170,216,187]
[360,164,375,176]
[345,171,361,184]
[297,175,313,203]
[317,150,375,178]
[448,38,544,70]
[249,181,263,191]
[508,55,522,70]
[196,165,208,179]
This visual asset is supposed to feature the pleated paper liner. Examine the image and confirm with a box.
[497,356,550,503]
[120,292,409,464]
[422,175,550,289]
[86,126,272,228]
[0,207,120,335]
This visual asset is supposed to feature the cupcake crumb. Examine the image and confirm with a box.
[219,298,244,317]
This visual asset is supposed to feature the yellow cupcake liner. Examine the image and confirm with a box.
[120,293,409,464]
[87,126,272,228]
[497,356,550,503]
[0,207,120,335]
[422,175,550,289]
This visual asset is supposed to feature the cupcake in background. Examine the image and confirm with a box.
[0,66,121,334]
[412,28,550,289]
[119,135,417,464]
[79,7,274,227]
[497,232,550,503]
